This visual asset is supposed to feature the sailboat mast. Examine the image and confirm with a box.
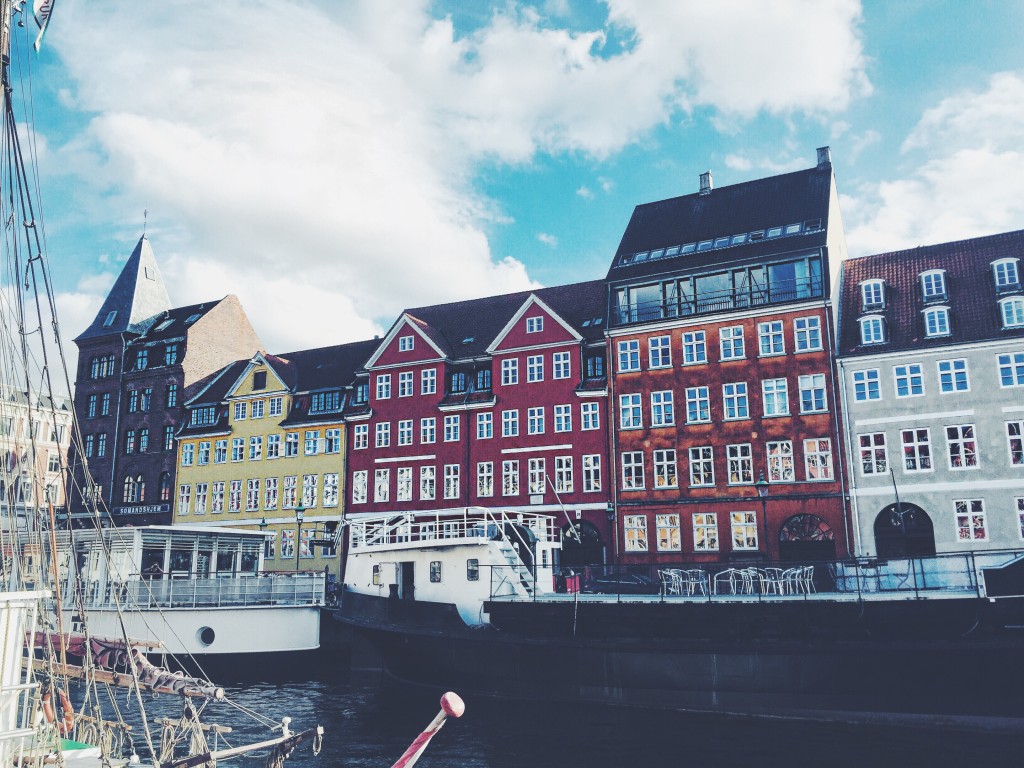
[0,1,10,91]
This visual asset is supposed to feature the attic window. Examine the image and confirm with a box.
[750,231,765,241]
[581,319,592,327]
[398,335,415,352]
[185,313,202,325]
[697,240,713,251]
[767,227,783,238]
[665,245,681,256]
[634,251,650,262]
[731,234,748,245]
[680,243,696,254]
[592,317,603,326]
[154,319,173,332]
[805,219,822,231]
[462,336,475,344]
[713,237,730,248]
[144,266,155,280]
[253,371,267,390]
[102,311,117,327]
[649,248,665,259]
[784,223,802,235]
[526,317,544,334]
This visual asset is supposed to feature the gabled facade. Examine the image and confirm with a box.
[836,229,1024,557]
[606,148,851,564]
[345,282,613,566]
[67,237,263,525]
[175,340,376,576]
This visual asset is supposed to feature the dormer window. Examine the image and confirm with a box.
[526,316,544,334]
[920,270,947,302]
[923,306,951,337]
[103,310,118,327]
[353,383,369,404]
[135,349,148,371]
[398,335,415,352]
[1000,297,1024,329]
[449,372,466,394]
[860,279,885,311]
[474,369,492,392]
[859,315,886,345]
[993,258,1021,292]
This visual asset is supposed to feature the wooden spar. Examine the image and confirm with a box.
[32,659,220,698]
[76,712,134,731]
[158,718,231,735]
[46,501,69,670]
[159,726,323,768]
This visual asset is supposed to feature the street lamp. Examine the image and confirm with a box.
[294,503,306,571]
[258,516,269,559]
[755,471,770,560]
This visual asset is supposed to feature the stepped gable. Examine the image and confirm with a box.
[76,236,172,341]
[608,164,832,281]
[400,279,608,360]
[837,229,1024,357]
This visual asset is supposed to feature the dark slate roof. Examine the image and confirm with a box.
[607,162,832,283]
[76,236,172,342]
[837,229,1024,357]
[132,298,227,344]
[186,360,251,407]
[400,279,608,361]
[274,339,380,392]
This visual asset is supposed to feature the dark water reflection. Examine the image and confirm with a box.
[123,665,1022,768]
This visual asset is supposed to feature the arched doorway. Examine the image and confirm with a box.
[874,503,935,558]
[560,521,605,567]
[778,514,836,561]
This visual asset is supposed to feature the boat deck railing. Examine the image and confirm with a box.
[489,549,1024,602]
[69,572,325,610]
[349,507,560,552]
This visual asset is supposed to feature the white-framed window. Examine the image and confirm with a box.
[762,378,789,416]
[920,269,947,301]
[726,444,753,485]
[194,441,209,465]
[476,412,493,439]
[194,483,208,514]
[993,258,1021,291]
[945,424,978,469]
[211,481,225,513]
[420,417,436,444]
[527,355,544,382]
[420,466,436,500]
[265,477,279,509]
[374,469,389,503]
[923,306,951,337]
[720,326,744,360]
[722,382,749,420]
[269,397,283,417]
[861,279,885,310]
[398,334,415,352]
[619,393,642,429]
[233,401,247,421]
[376,374,391,400]
[621,452,645,490]
[859,316,886,345]
[228,480,243,512]
[502,409,519,437]
[502,460,519,496]
[249,436,263,461]
[1000,297,1024,328]
[798,374,827,413]
[397,467,413,501]
[767,441,794,482]
[375,422,390,448]
[398,371,414,397]
[554,456,573,493]
[581,401,600,431]
[553,404,572,433]
[213,439,227,463]
[649,336,671,368]
[421,368,437,395]
[1017,497,1024,540]
[894,363,924,397]
[444,465,460,498]
[937,359,969,393]
[302,474,318,508]
[656,514,681,552]
[653,449,677,488]
[1007,421,1024,466]
[624,514,648,552]
[852,369,880,402]
[731,512,759,550]
[251,400,265,419]
[693,513,719,551]
[477,462,494,497]
[246,479,260,511]
[553,351,571,380]
[998,353,1024,387]
[804,438,834,481]
[353,424,368,450]
[231,437,244,462]
[650,391,674,427]
[757,321,785,356]
[955,499,987,541]
[688,446,714,486]
[527,407,545,435]
[443,414,460,442]
[858,433,888,476]
[901,428,932,472]
[398,419,414,446]
[582,454,601,492]
[618,339,640,372]
[528,458,546,495]
[794,316,822,352]
[685,386,710,423]
[178,484,191,516]
[501,359,518,386]
[682,331,707,365]
[526,316,544,333]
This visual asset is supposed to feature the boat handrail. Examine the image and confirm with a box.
[349,507,559,552]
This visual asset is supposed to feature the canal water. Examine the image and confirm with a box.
[146,667,1022,768]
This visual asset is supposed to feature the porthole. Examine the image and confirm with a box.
[197,626,216,647]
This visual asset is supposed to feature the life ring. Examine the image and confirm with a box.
[41,689,74,735]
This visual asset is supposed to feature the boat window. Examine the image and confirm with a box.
[430,561,442,583]
[467,559,479,581]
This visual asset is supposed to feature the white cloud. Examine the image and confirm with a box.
[845,72,1024,256]
[724,154,752,171]
[576,185,594,199]
[537,233,558,247]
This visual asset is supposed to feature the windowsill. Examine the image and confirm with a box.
[649,423,675,429]
[681,361,708,367]
[648,364,672,371]
[723,416,750,422]
[758,352,786,358]
[720,356,746,362]
[686,419,712,425]
[794,347,824,354]
[762,412,791,418]
[924,333,952,339]
[619,425,644,431]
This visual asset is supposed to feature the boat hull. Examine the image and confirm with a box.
[336,591,1024,731]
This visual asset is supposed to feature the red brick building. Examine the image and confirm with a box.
[344,282,613,565]
[605,149,851,564]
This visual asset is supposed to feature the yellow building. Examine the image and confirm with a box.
[173,341,377,577]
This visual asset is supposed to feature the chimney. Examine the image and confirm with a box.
[699,171,713,196]
[816,146,831,167]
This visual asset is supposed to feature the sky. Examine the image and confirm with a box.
[14,0,1024,367]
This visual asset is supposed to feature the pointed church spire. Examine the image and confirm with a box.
[75,236,173,342]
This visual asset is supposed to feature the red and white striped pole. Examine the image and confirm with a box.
[391,692,465,768]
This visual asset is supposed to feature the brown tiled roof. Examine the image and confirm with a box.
[837,229,1024,357]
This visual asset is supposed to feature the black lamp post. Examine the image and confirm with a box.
[294,503,306,571]
[258,516,268,558]
[755,471,770,559]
